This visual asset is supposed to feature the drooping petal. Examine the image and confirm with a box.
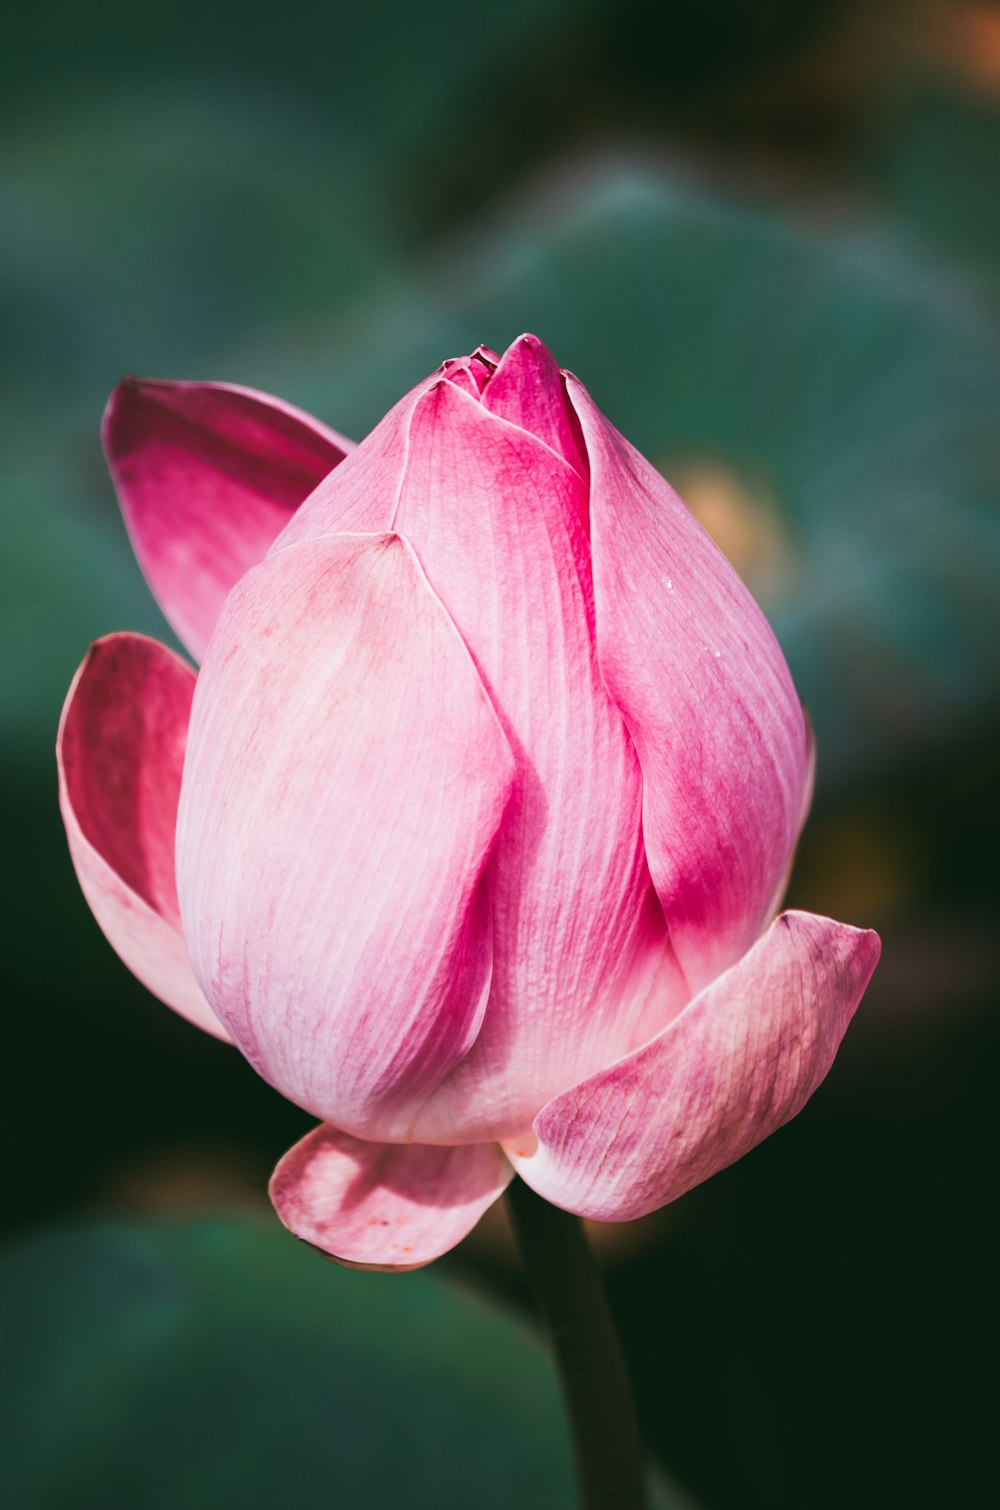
[506,912,880,1222]
[56,633,229,1040]
[482,334,588,479]
[390,381,687,1145]
[568,375,811,993]
[175,533,516,1141]
[104,379,353,661]
[270,1124,512,1270]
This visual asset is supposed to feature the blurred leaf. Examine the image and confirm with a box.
[870,85,1000,286]
[1,0,589,352]
[239,162,1000,786]
[0,454,167,749]
[0,1216,692,1510]
[0,83,396,752]
[6,95,998,789]
[0,86,397,408]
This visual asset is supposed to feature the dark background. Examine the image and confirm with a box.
[2,3,998,1507]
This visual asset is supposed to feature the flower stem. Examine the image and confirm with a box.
[506,1177,649,1510]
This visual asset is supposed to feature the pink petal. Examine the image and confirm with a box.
[441,347,498,396]
[390,382,687,1145]
[175,533,516,1141]
[765,711,816,923]
[568,376,811,994]
[104,379,353,662]
[506,912,880,1221]
[57,633,229,1040]
[270,1125,512,1270]
[481,334,589,478]
[273,376,439,554]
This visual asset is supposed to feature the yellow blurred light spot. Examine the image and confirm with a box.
[660,457,800,608]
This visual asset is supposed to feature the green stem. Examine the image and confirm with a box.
[506,1177,649,1510]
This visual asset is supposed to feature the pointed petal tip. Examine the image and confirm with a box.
[101,377,130,452]
[56,631,192,751]
[777,908,882,975]
[102,375,173,452]
[101,378,353,661]
[498,331,548,363]
[482,334,588,477]
[418,374,487,422]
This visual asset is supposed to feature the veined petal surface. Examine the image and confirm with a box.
[176,533,516,1140]
[104,379,352,661]
[271,1125,512,1270]
[507,912,880,1221]
[57,633,228,1039]
[274,368,447,552]
[391,377,686,1144]
[569,375,811,993]
[481,333,588,479]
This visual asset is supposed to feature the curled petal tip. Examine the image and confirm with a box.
[56,632,228,1040]
[102,377,352,661]
[514,911,880,1222]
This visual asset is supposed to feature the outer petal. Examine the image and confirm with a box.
[274,366,448,554]
[104,379,353,661]
[270,1125,512,1270]
[56,633,229,1040]
[390,381,686,1145]
[175,533,516,1141]
[506,912,880,1221]
[568,375,811,993]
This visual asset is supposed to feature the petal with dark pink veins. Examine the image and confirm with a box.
[57,633,228,1039]
[391,381,686,1145]
[568,374,811,994]
[482,334,588,478]
[506,912,880,1221]
[104,379,352,661]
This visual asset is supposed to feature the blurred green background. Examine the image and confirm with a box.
[2,2,998,1507]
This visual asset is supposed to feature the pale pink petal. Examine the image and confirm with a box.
[273,374,439,554]
[175,533,516,1141]
[104,379,353,661]
[568,375,811,994]
[57,633,229,1040]
[506,912,880,1221]
[270,1125,512,1270]
[482,333,588,478]
[389,382,687,1145]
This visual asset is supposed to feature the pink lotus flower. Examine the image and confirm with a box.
[58,336,879,1269]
